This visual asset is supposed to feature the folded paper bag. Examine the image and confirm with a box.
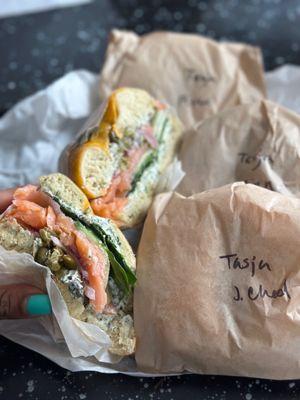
[99,30,266,129]
[178,100,300,197]
[135,183,300,379]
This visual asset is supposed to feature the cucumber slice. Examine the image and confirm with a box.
[129,110,170,193]
[74,220,134,295]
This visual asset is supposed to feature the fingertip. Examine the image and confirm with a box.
[25,294,52,316]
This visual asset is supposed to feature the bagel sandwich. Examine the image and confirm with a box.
[64,87,183,228]
[0,173,136,356]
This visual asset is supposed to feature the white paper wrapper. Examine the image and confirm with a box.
[0,244,165,376]
[0,65,299,375]
[0,70,99,189]
[0,0,93,18]
[266,64,300,114]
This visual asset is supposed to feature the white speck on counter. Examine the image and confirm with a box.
[31,48,40,56]
[7,81,16,90]
[144,383,149,388]
[275,56,285,65]
[50,58,59,67]
[23,64,32,73]
[196,23,206,33]
[134,8,144,18]
[56,36,66,45]
[37,32,46,41]
[174,11,183,20]
[9,61,17,70]
[289,382,296,388]
[26,380,35,393]
[135,24,146,34]
[245,394,252,400]
[287,9,296,21]
[79,394,86,400]
[77,31,90,41]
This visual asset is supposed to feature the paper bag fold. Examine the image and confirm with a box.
[178,100,300,197]
[99,30,266,129]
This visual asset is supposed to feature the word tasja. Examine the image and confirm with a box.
[219,253,271,277]
[238,152,274,171]
[184,68,216,86]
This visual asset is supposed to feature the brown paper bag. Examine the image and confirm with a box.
[135,183,300,379]
[178,100,300,196]
[99,30,266,129]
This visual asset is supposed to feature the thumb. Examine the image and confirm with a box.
[0,188,16,213]
[0,284,52,319]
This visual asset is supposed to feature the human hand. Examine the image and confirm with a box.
[0,188,52,319]
[0,284,52,319]
[0,187,15,213]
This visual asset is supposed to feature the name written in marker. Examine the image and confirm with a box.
[177,94,210,107]
[219,253,271,278]
[233,280,291,302]
[185,68,216,86]
[218,253,291,303]
[238,152,274,171]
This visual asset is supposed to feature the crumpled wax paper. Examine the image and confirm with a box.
[265,64,300,114]
[0,70,99,189]
[0,0,93,19]
[0,64,299,375]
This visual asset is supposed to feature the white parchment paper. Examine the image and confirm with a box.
[0,65,299,374]
[0,0,93,18]
[266,64,300,114]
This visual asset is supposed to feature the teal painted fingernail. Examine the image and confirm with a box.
[26,294,52,316]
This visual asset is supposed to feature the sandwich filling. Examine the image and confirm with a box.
[0,173,137,355]
[3,184,109,312]
[69,88,171,225]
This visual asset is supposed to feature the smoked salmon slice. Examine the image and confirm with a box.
[5,184,108,312]
[91,145,147,221]
[75,231,107,311]
[9,199,47,230]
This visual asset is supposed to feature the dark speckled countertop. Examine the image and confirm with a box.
[1,0,300,399]
[1,0,300,114]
